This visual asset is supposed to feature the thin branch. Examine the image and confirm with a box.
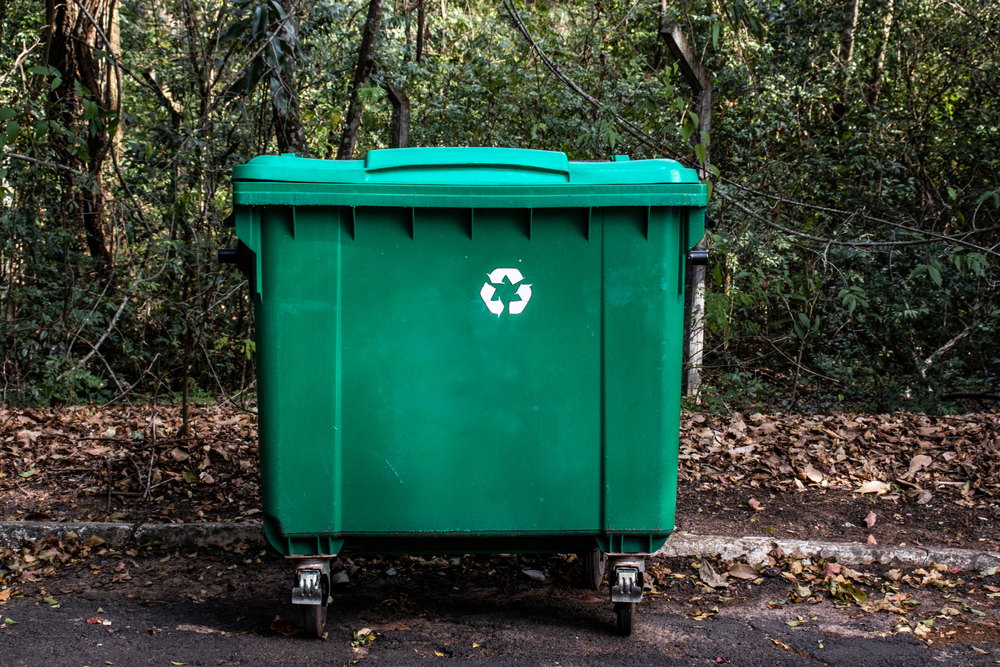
[723,179,1000,257]
[0,39,41,89]
[921,320,978,378]
[73,296,129,370]
[500,0,671,157]
[718,191,947,248]
[6,152,85,175]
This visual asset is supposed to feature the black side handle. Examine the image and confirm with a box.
[688,250,709,266]
[218,248,238,264]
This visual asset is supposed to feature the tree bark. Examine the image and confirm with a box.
[867,0,895,106]
[660,20,712,399]
[832,0,861,122]
[381,81,410,148]
[44,0,121,271]
[416,0,425,63]
[272,0,308,155]
[337,0,384,160]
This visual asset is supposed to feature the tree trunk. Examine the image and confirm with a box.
[832,0,861,122]
[382,81,411,148]
[660,20,712,399]
[44,0,120,271]
[337,0,384,160]
[867,0,895,106]
[416,0,425,63]
[272,0,308,155]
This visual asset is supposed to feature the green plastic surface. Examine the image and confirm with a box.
[233,148,706,557]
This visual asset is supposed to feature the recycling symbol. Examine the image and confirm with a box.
[480,268,532,317]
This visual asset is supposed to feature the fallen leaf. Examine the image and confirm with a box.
[856,480,888,494]
[916,490,933,504]
[748,498,761,511]
[434,652,447,657]
[182,471,199,484]
[522,569,545,582]
[804,463,824,484]
[698,559,729,589]
[867,535,878,545]
[972,646,989,655]
[785,619,806,627]
[170,448,190,462]
[16,430,40,446]
[865,511,877,529]
[270,615,302,636]
[908,454,932,475]
[729,563,758,580]
[176,624,215,634]
[0,589,11,602]
[820,562,841,578]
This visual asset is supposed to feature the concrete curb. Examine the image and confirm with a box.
[659,532,1000,571]
[0,521,266,551]
[3,522,999,572]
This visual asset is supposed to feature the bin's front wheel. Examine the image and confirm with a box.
[303,579,329,638]
[581,548,605,589]
[615,602,634,636]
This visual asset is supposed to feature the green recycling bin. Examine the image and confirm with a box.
[224,147,707,636]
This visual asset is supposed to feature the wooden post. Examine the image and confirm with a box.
[660,20,712,398]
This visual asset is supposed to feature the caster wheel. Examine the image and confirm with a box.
[581,548,605,589]
[615,601,634,636]
[303,579,329,638]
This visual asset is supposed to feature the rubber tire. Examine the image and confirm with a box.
[302,578,329,638]
[581,548,605,589]
[615,602,635,636]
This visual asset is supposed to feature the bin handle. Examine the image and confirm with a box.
[364,147,571,178]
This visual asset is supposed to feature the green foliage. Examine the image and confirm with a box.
[0,0,996,413]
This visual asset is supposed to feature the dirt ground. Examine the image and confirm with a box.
[4,405,1000,665]
[2,406,999,552]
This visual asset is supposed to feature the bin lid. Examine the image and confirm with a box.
[232,147,707,208]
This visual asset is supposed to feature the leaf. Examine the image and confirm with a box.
[867,534,878,545]
[698,559,729,589]
[43,597,58,605]
[729,563,758,580]
[908,455,932,475]
[522,569,545,581]
[182,471,199,484]
[916,490,933,504]
[748,498,761,511]
[856,480,887,494]
[270,615,301,636]
[803,463,824,484]
[865,511,877,529]
[4,617,17,625]
[927,265,942,287]
[19,469,37,479]
[785,619,806,627]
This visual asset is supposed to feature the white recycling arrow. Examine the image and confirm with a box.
[508,284,532,314]
[480,282,505,315]
[487,268,524,285]
[480,268,532,317]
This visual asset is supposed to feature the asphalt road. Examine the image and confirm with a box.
[1,551,998,667]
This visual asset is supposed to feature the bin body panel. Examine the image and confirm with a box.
[235,149,706,556]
